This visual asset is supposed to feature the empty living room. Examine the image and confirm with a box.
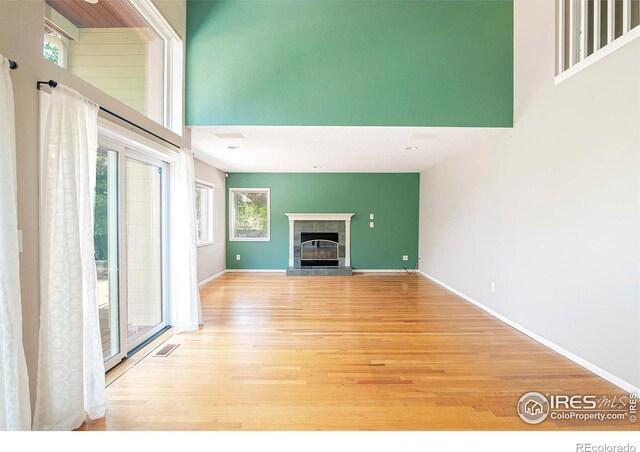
[0,0,638,450]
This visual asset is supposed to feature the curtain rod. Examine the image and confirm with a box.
[36,80,181,150]
[9,59,18,70]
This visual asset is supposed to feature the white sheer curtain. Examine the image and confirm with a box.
[171,149,202,332]
[33,84,105,431]
[0,56,32,431]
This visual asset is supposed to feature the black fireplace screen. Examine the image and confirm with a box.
[300,232,339,266]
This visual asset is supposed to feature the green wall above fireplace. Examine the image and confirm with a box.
[186,0,513,127]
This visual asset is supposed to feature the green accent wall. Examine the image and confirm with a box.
[226,173,420,270]
[186,0,513,127]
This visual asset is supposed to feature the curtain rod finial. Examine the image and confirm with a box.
[37,80,58,90]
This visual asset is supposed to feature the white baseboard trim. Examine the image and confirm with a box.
[418,271,639,395]
[225,269,287,273]
[198,270,227,287]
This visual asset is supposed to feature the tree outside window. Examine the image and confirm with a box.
[230,189,270,241]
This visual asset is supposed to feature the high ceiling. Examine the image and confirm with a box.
[190,126,507,173]
[46,0,146,28]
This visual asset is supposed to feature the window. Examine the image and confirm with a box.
[556,0,640,81]
[195,180,214,246]
[43,30,67,68]
[229,188,270,241]
[42,0,183,134]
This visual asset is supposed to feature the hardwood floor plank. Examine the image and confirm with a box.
[79,273,637,431]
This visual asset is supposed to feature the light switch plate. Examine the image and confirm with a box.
[369,213,374,220]
[236,254,241,261]
[369,222,374,228]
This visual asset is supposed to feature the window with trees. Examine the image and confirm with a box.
[43,30,66,67]
[229,188,270,241]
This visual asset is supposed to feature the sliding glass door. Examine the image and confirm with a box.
[125,153,168,350]
[96,135,170,371]
[95,146,120,364]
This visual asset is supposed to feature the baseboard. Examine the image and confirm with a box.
[225,269,287,273]
[198,270,226,287]
[418,271,639,395]
[226,269,402,273]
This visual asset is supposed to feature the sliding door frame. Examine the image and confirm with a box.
[98,119,175,372]
[99,136,128,372]
[123,150,170,352]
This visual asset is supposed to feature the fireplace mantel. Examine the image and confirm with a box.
[285,213,354,269]
[284,213,354,222]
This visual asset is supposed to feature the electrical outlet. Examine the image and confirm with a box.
[369,222,374,228]
[369,213,374,220]
[236,254,241,261]
[402,255,409,261]
[490,282,496,293]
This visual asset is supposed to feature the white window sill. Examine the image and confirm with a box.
[197,241,216,248]
[555,27,640,85]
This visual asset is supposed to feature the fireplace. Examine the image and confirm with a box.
[285,213,353,276]
[301,232,339,266]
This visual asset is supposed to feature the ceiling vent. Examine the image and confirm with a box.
[213,132,245,139]
[410,133,440,140]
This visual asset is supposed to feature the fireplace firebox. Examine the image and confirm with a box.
[300,232,339,266]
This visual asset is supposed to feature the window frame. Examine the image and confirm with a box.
[195,179,215,247]
[42,0,184,135]
[229,188,271,242]
[130,0,184,135]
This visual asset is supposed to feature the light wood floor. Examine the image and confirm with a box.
[81,273,636,430]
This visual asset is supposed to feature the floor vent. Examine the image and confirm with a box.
[153,344,179,357]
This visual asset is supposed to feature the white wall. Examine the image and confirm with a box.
[194,159,227,284]
[419,0,640,389]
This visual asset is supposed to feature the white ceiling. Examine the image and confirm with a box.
[189,126,507,173]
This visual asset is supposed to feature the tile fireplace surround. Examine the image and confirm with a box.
[285,213,354,276]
